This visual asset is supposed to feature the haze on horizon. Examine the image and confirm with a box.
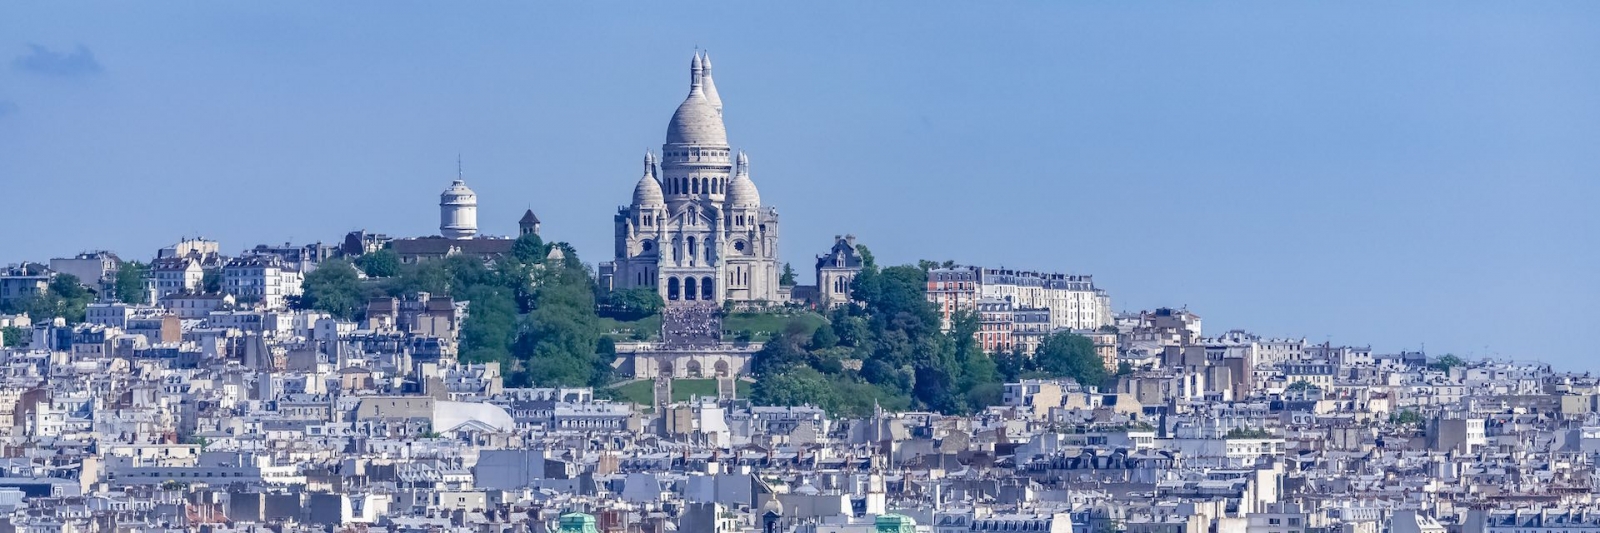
[1,3,1596,367]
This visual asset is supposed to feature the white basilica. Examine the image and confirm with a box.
[599,53,781,304]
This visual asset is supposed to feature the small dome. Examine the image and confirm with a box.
[666,54,727,146]
[726,151,760,207]
[634,152,665,206]
[634,175,664,207]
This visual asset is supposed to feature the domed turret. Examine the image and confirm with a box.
[665,54,727,146]
[726,151,761,208]
[440,177,478,239]
[633,151,665,207]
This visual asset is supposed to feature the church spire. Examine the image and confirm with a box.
[701,52,722,114]
[689,53,704,94]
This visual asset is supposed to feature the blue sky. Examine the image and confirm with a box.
[2,2,1597,365]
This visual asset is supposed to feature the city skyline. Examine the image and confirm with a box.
[3,2,1598,365]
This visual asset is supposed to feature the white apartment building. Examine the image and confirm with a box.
[149,257,204,301]
[224,255,303,309]
[927,265,1111,332]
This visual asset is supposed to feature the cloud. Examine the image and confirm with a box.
[12,44,103,77]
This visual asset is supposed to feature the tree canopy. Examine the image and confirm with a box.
[749,260,997,416]
[114,261,149,304]
[299,260,366,320]
[780,263,796,286]
[602,288,664,320]
[353,249,401,278]
[747,251,1117,416]
[1,274,95,323]
[1429,354,1466,372]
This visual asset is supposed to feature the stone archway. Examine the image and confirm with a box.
[686,360,703,378]
[714,359,731,377]
[659,360,675,377]
[667,277,680,301]
[701,276,714,301]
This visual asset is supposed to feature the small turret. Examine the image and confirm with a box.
[701,51,722,114]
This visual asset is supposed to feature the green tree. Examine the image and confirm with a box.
[510,233,547,263]
[995,347,1030,382]
[18,274,95,323]
[353,249,401,277]
[515,263,606,387]
[1225,428,1273,439]
[808,324,839,350]
[298,260,366,320]
[752,335,808,377]
[604,288,664,319]
[386,260,451,296]
[114,261,150,304]
[201,270,223,293]
[1429,354,1466,372]
[855,245,877,270]
[1033,331,1108,386]
[460,285,519,367]
[780,263,796,286]
[1390,409,1425,426]
[1,327,22,348]
[752,366,838,408]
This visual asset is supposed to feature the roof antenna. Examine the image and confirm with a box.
[457,154,463,180]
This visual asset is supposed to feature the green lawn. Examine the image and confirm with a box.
[723,311,827,342]
[610,378,753,407]
[599,314,662,341]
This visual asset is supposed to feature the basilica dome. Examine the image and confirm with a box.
[665,55,728,146]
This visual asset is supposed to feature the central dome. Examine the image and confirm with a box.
[665,54,727,146]
[666,92,726,145]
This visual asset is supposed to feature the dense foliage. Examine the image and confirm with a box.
[602,288,665,320]
[201,270,222,293]
[1225,428,1274,439]
[750,263,987,416]
[0,327,22,348]
[748,257,1123,416]
[294,232,611,387]
[299,260,367,320]
[1428,354,1466,372]
[0,274,94,323]
[353,249,401,277]
[114,261,150,303]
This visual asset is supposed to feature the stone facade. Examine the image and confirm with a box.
[600,53,781,304]
[814,235,864,309]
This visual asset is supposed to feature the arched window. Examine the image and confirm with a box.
[691,178,699,194]
[702,276,714,300]
[667,277,680,301]
[685,277,698,301]
[701,177,709,195]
